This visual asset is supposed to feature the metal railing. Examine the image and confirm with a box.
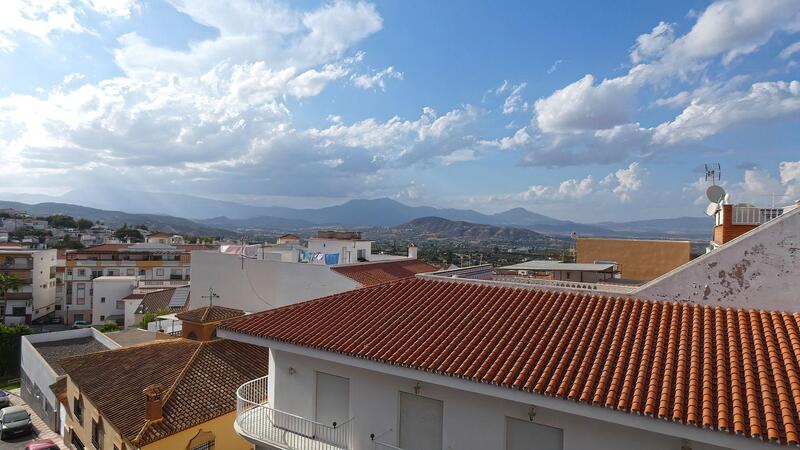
[731,206,784,225]
[236,376,354,449]
[374,442,404,450]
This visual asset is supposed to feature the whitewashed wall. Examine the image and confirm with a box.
[267,349,754,450]
[635,206,800,311]
[190,251,361,313]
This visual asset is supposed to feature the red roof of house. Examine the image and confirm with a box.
[221,277,800,445]
[332,259,438,287]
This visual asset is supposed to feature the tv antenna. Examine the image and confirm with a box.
[202,287,220,306]
[704,163,721,185]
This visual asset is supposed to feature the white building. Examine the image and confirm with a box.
[190,249,437,312]
[0,247,57,325]
[91,276,137,325]
[221,276,795,450]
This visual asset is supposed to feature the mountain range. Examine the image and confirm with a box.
[376,217,568,246]
[0,191,714,239]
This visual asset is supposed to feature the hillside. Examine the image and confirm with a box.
[367,216,569,247]
[0,200,236,237]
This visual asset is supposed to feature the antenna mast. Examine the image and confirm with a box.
[202,287,219,306]
[704,163,721,185]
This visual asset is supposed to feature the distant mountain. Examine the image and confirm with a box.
[0,200,236,237]
[201,215,315,232]
[374,216,568,247]
[595,216,713,239]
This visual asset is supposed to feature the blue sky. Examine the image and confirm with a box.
[1,0,799,221]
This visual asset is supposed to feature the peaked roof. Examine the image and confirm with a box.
[221,277,800,446]
[176,305,245,323]
[135,288,191,315]
[60,338,267,446]
[331,259,438,287]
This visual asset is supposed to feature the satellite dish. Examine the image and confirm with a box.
[706,185,726,203]
[705,203,719,216]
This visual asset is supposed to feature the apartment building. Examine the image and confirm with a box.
[63,242,216,324]
[0,247,57,325]
[220,276,798,450]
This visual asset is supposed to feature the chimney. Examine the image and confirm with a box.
[408,243,418,259]
[143,384,164,421]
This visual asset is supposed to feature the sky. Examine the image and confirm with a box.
[1,0,800,222]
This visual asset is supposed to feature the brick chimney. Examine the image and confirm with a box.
[143,384,164,421]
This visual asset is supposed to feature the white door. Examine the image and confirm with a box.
[315,372,350,427]
[399,392,443,450]
[505,417,563,450]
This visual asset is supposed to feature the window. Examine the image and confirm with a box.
[156,268,164,276]
[77,283,86,304]
[92,419,102,449]
[101,297,106,303]
[126,269,134,276]
[107,269,118,276]
[71,433,85,450]
[116,300,125,310]
[73,397,83,422]
[78,269,86,277]
[92,270,103,279]
[67,269,73,276]
[170,269,182,280]
[11,307,26,316]
[100,315,105,321]
[139,269,146,276]
[74,313,84,322]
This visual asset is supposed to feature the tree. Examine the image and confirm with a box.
[98,322,119,333]
[46,214,78,228]
[115,226,144,243]
[77,218,93,230]
[0,324,32,377]
[0,273,22,300]
[138,307,171,330]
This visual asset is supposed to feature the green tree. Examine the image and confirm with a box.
[0,273,22,301]
[115,226,144,243]
[46,214,78,228]
[76,218,93,230]
[0,324,33,377]
[138,307,171,330]
[98,322,120,333]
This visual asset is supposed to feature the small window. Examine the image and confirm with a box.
[156,268,164,276]
[101,297,106,303]
[139,269,146,276]
[116,300,125,310]
[71,433,85,450]
[126,269,134,276]
[91,419,101,449]
[78,269,86,276]
[100,315,105,321]
[11,307,26,316]
[74,313,84,321]
[73,397,83,422]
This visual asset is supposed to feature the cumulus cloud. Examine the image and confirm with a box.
[499,0,800,166]
[352,66,403,90]
[0,0,139,53]
[602,162,643,201]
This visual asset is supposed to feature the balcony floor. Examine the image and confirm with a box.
[236,407,348,450]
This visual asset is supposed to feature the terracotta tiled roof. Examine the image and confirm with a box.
[123,293,146,300]
[60,338,267,446]
[50,376,67,404]
[332,259,438,287]
[176,305,245,323]
[221,277,800,445]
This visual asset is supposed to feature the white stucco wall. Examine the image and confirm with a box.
[31,248,57,320]
[263,348,740,450]
[307,239,373,264]
[190,251,361,313]
[123,298,141,328]
[91,276,136,324]
[635,206,800,311]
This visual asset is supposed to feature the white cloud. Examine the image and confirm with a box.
[630,21,675,64]
[502,82,528,114]
[602,162,643,201]
[652,80,800,146]
[780,41,800,59]
[62,72,85,84]
[509,0,800,166]
[547,59,564,75]
[352,66,403,90]
[557,176,594,199]
[0,0,139,53]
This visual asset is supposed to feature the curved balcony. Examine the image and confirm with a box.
[236,376,354,450]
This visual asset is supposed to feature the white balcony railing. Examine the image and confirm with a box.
[236,376,354,450]
[374,442,404,450]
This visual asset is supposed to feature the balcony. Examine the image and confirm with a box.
[235,376,354,450]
